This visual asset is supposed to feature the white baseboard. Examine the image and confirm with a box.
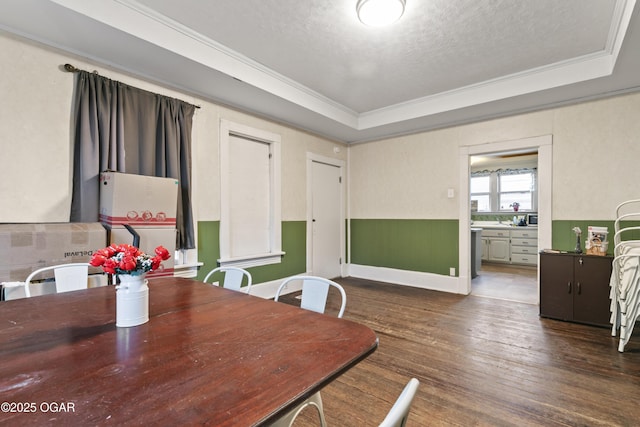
[249,267,466,299]
[347,264,467,295]
[249,275,305,299]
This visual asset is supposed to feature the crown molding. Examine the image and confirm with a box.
[51,0,360,127]
[50,0,636,133]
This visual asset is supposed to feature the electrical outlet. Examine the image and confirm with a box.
[449,267,456,276]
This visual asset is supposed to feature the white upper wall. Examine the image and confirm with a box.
[1,33,75,222]
[0,32,345,223]
[349,127,459,219]
[3,30,640,224]
[551,94,640,219]
[350,95,640,220]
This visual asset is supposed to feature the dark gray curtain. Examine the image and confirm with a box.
[70,71,196,249]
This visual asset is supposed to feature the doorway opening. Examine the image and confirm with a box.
[470,150,538,304]
[472,263,537,304]
[457,135,552,302]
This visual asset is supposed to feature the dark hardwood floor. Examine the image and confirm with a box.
[276,277,640,426]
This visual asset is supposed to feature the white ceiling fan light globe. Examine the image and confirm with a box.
[356,0,406,27]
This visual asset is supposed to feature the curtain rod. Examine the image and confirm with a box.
[63,63,201,109]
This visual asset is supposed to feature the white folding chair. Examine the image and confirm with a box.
[379,378,420,427]
[203,266,252,294]
[272,276,347,427]
[24,263,90,298]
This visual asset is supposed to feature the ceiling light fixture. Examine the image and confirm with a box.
[356,0,406,27]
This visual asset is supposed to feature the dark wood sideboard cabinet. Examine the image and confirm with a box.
[540,252,613,327]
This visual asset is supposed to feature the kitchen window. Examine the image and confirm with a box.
[471,168,536,212]
[470,173,491,211]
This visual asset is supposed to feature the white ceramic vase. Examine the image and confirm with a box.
[116,273,149,327]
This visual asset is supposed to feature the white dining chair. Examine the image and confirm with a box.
[23,263,90,298]
[379,378,420,427]
[203,266,252,294]
[272,375,419,427]
[272,275,347,427]
[274,275,347,318]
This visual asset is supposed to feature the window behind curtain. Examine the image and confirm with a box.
[70,70,196,250]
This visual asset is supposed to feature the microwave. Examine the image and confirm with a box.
[527,214,538,225]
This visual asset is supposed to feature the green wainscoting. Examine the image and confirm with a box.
[550,220,640,255]
[196,219,640,282]
[552,220,613,254]
[196,221,307,283]
[196,221,220,280]
[350,219,459,276]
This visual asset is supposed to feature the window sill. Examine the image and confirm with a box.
[218,252,285,269]
[173,262,203,278]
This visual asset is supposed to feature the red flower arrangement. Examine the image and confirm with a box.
[90,244,171,276]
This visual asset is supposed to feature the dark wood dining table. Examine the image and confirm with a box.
[0,277,378,426]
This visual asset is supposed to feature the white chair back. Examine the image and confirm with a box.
[203,267,252,294]
[53,264,89,293]
[301,278,330,314]
[271,274,346,427]
[379,378,420,427]
[24,263,90,298]
[275,275,346,318]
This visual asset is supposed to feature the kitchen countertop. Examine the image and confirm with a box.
[471,221,538,230]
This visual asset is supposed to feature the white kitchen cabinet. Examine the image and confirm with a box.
[479,227,538,265]
[510,228,538,265]
[488,238,510,262]
[482,229,511,263]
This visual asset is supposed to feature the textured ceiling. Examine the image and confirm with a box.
[1,0,639,143]
[137,0,614,112]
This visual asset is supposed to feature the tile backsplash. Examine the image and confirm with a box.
[472,213,535,223]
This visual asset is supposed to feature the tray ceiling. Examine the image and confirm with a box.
[2,0,639,143]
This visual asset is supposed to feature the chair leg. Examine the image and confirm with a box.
[309,392,326,427]
[270,391,326,427]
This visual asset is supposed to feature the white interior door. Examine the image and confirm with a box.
[311,160,342,278]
